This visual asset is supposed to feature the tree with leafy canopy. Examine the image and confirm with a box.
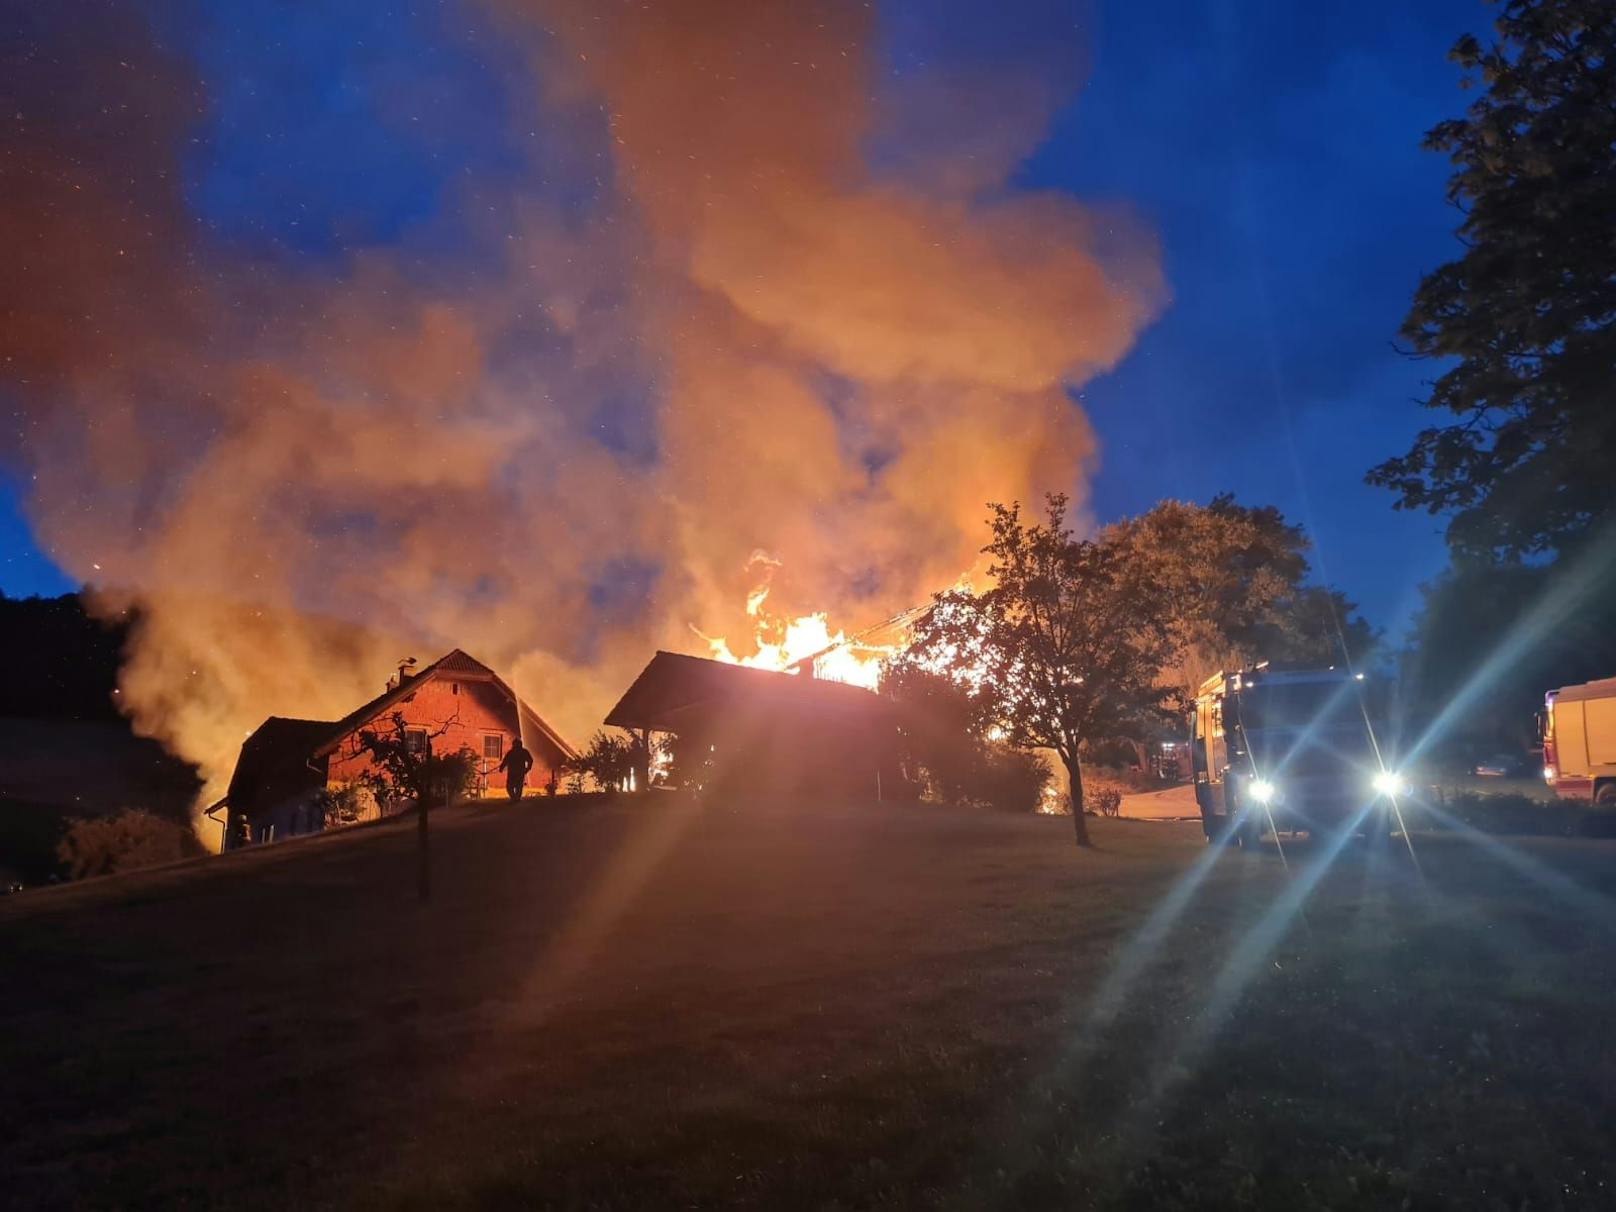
[1368,0,1616,559]
[1103,496,1375,705]
[347,711,477,902]
[904,496,1178,847]
[1400,555,1616,757]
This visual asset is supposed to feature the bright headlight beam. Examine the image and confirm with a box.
[1249,778,1277,804]
[1371,770,1407,797]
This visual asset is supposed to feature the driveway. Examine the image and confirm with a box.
[1118,781,1200,820]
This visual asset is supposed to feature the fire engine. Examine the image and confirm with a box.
[1540,677,1616,805]
[1190,664,1403,847]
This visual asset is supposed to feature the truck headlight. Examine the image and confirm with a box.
[1249,779,1277,804]
[1371,770,1407,797]
[1543,765,1555,782]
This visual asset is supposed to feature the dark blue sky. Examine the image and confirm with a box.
[3,0,1484,639]
[1033,0,1481,638]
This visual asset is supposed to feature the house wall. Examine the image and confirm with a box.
[667,703,907,799]
[325,675,561,798]
[246,789,326,847]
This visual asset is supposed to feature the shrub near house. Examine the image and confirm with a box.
[56,809,203,879]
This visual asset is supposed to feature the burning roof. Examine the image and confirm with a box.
[605,651,890,735]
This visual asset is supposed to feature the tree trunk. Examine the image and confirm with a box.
[417,794,431,903]
[1066,754,1092,848]
[634,728,652,793]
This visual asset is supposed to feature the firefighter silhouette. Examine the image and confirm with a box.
[498,734,535,800]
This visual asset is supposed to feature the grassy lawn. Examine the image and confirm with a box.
[4,797,1615,1209]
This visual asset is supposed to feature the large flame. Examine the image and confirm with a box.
[697,556,902,689]
[701,602,893,690]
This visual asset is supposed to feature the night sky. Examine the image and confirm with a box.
[2,0,1481,638]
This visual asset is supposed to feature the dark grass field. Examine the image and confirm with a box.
[3,797,1615,1210]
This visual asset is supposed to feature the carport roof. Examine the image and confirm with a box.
[604,651,887,732]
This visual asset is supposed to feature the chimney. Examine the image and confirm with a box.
[388,656,418,692]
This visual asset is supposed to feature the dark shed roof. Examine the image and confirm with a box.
[604,651,889,732]
[225,716,337,816]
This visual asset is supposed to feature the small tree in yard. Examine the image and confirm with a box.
[572,729,652,792]
[347,711,476,902]
[905,495,1179,847]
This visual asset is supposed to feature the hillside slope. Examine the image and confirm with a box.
[4,799,1615,1210]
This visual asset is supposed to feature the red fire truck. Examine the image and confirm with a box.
[1541,676,1616,805]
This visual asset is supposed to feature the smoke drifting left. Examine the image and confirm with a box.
[2,0,1163,827]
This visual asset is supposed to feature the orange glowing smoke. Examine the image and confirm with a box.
[1,1,1164,836]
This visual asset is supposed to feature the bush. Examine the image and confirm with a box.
[1433,790,1590,836]
[56,809,201,880]
[1084,783,1123,817]
[1414,788,1615,837]
[317,783,369,828]
[973,746,1053,813]
[913,742,1052,812]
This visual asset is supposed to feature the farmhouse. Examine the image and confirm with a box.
[216,649,575,848]
[605,650,907,798]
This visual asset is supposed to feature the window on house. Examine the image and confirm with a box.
[483,734,504,761]
[406,728,428,755]
[452,682,459,695]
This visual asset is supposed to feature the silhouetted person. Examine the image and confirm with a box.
[498,735,535,801]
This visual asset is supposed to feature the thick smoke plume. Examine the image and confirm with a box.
[2,0,1163,829]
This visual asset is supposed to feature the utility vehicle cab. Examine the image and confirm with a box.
[1191,664,1404,846]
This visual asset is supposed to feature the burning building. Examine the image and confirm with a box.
[214,650,574,849]
[605,651,907,799]
[3,1,1163,828]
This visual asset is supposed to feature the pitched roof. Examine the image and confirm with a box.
[604,650,888,732]
[309,648,478,758]
[308,648,576,761]
[225,716,339,811]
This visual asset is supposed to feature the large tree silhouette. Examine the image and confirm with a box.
[1369,0,1616,558]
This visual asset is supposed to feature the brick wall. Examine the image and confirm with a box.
[326,674,561,798]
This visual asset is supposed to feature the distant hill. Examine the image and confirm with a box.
[0,593,200,883]
[0,591,127,719]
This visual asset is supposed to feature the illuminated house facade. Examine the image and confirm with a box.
[216,649,574,848]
